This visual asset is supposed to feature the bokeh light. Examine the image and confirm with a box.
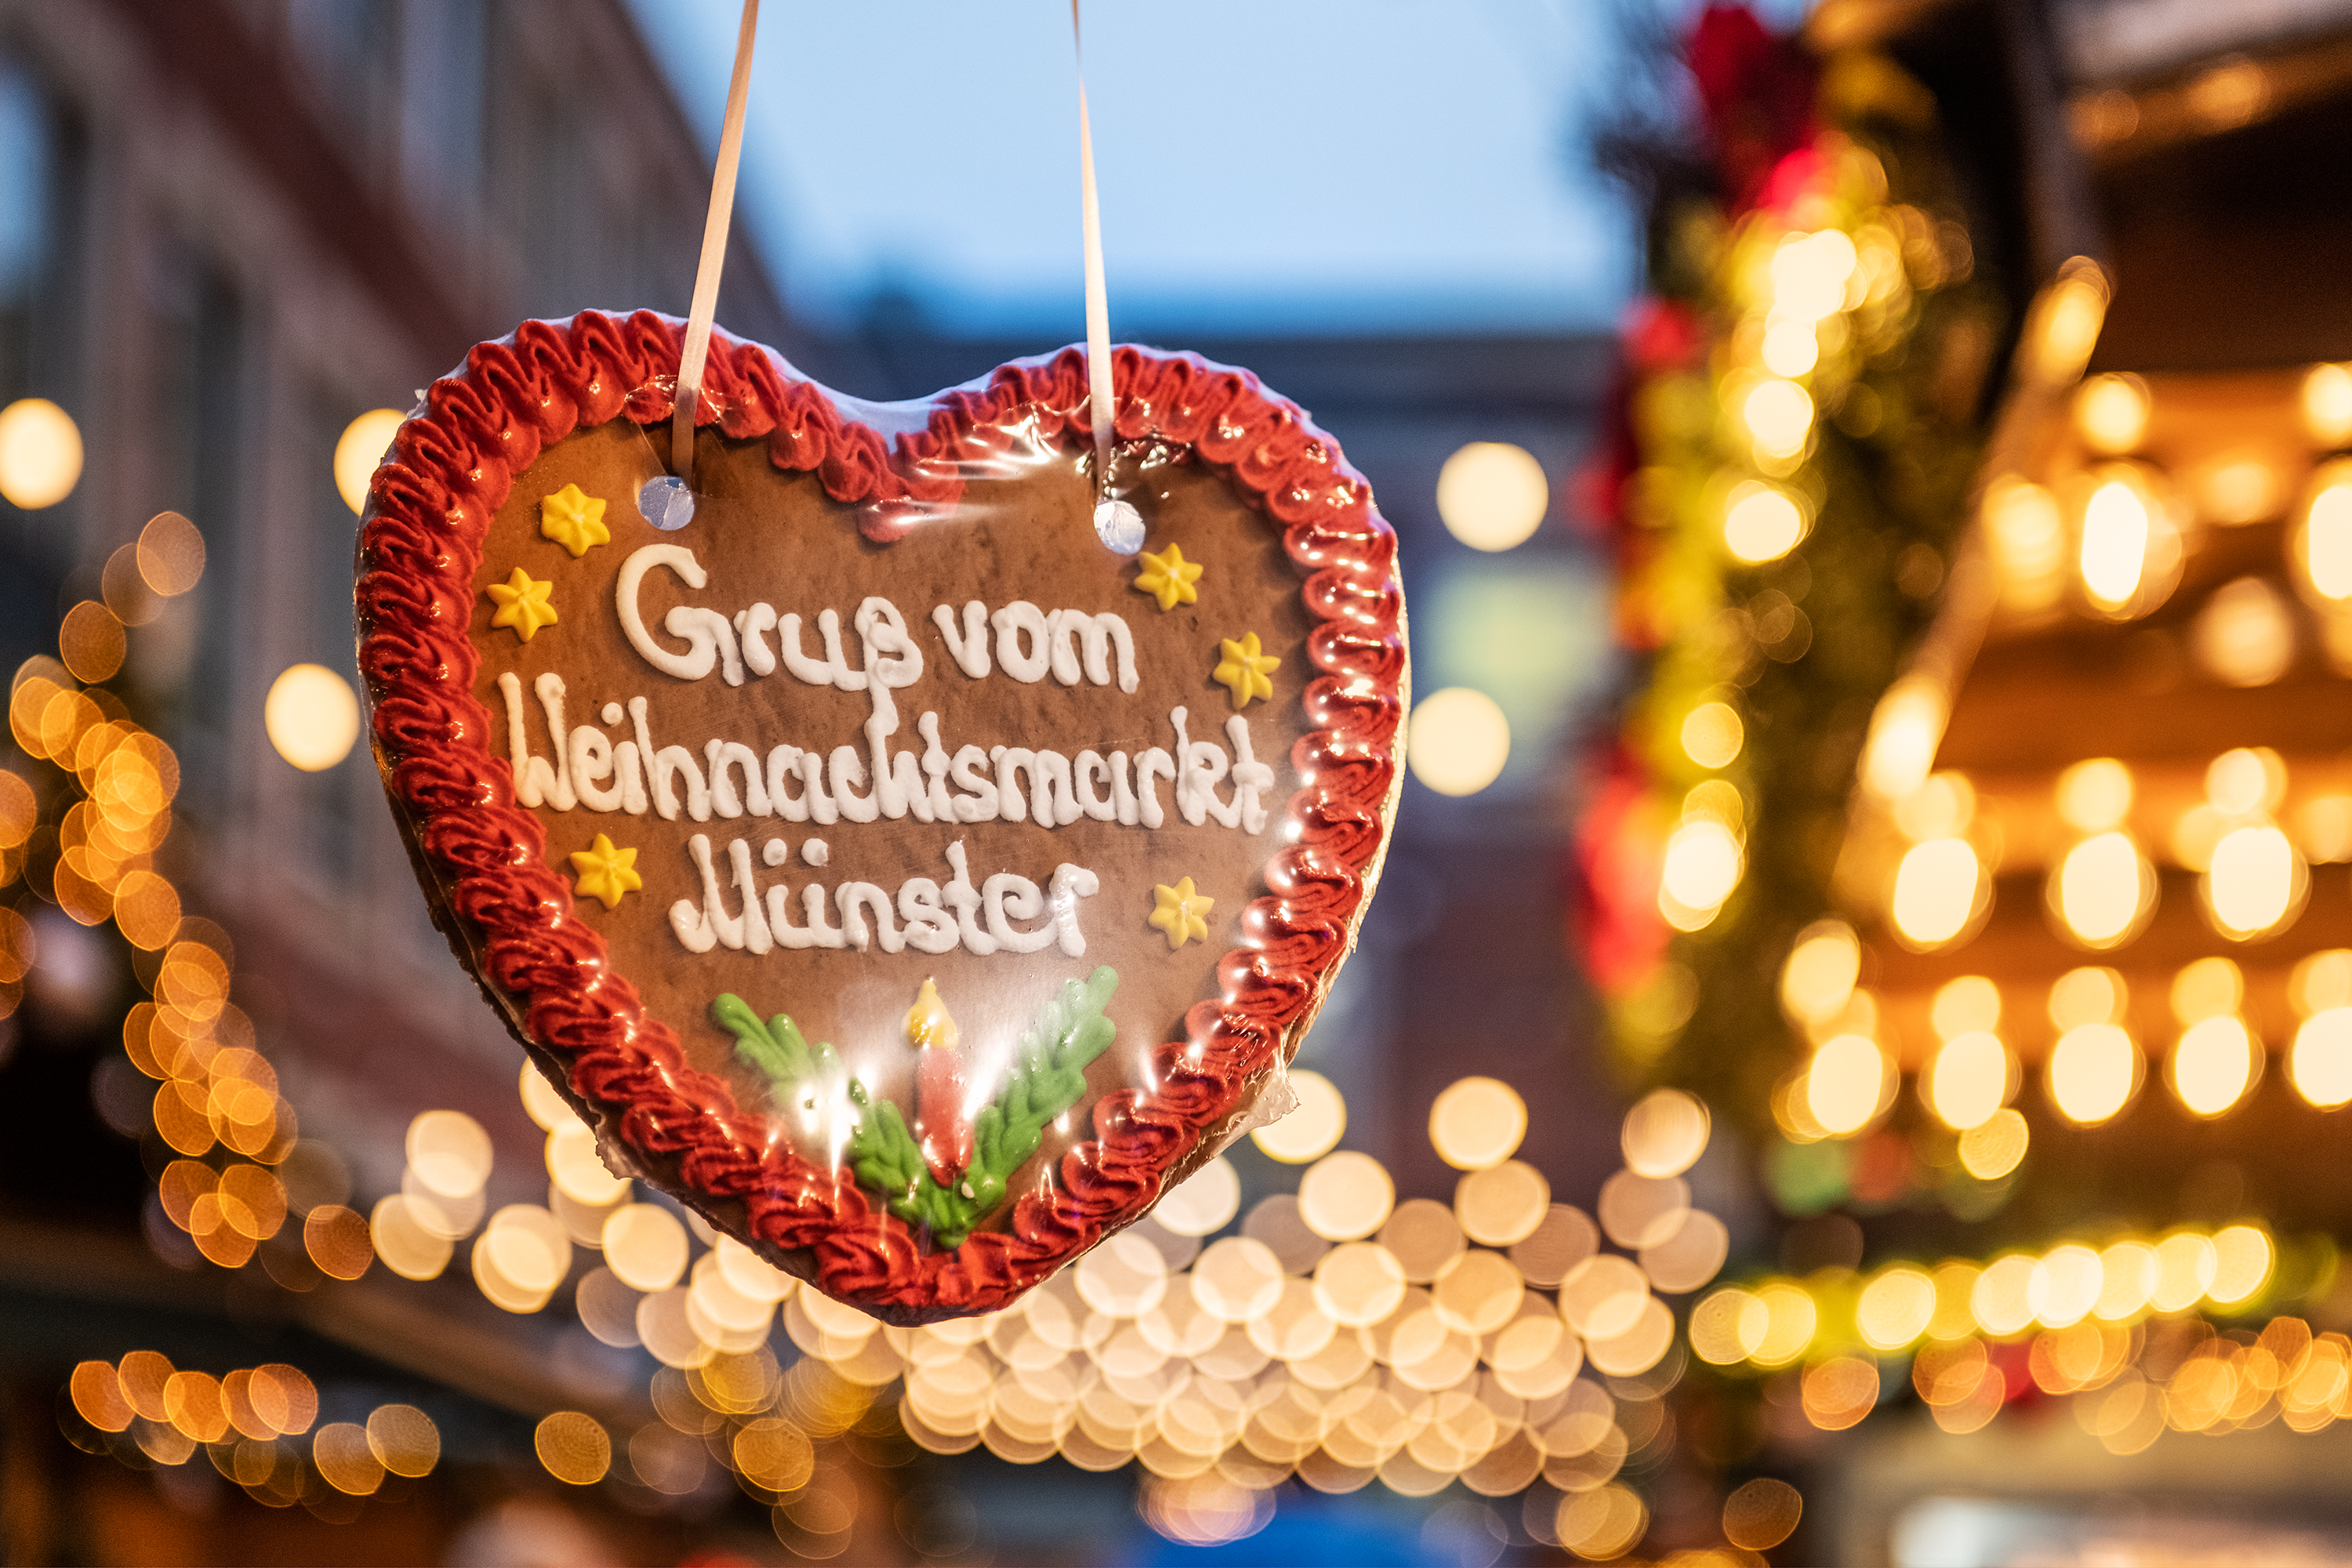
[2304,363,2352,447]
[0,396,82,507]
[1805,1034,1887,1136]
[1619,1088,1708,1178]
[1428,1076,1526,1171]
[1722,481,1806,563]
[2074,373,2151,454]
[1890,837,1982,949]
[2171,1015,2258,1116]
[1251,1069,1346,1163]
[264,663,361,771]
[1435,441,1548,551]
[2078,471,2153,611]
[334,408,405,515]
[1679,701,1744,770]
[535,1411,612,1484]
[1406,688,1510,797]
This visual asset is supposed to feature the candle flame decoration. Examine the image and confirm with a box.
[908,978,972,1187]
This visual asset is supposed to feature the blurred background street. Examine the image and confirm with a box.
[4,1,2352,1563]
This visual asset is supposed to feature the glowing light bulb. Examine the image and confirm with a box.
[1890,837,1982,949]
[1680,702,1744,770]
[2296,463,2352,601]
[2201,824,2302,939]
[1407,688,1510,797]
[1930,975,2002,1040]
[2047,1023,2139,1124]
[1436,442,1548,552]
[1768,230,1858,321]
[2056,759,2133,831]
[2303,363,2352,448]
[1780,921,1860,1025]
[2292,1008,2352,1109]
[2197,455,2278,525]
[1759,319,1818,377]
[0,397,82,509]
[2051,831,2152,948]
[1860,681,1947,804]
[1659,820,1743,930]
[2191,576,2295,688]
[265,663,361,772]
[2033,264,2107,386]
[2079,477,2151,609]
[1744,379,1814,461]
[2207,748,2282,817]
[1805,1034,1886,1136]
[1722,482,1806,564]
[334,409,405,516]
[1927,1031,2010,1131]
[1984,476,2067,612]
[2074,375,2150,455]
[2170,1015,2258,1116]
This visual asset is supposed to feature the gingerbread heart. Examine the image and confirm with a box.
[357,311,1406,1322]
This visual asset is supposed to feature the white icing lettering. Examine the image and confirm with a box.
[837,881,904,953]
[498,670,575,810]
[765,878,815,949]
[1074,750,1116,822]
[617,545,743,684]
[949,746,999,823]
[917,713,956,821]
[1048,863,1102,956]
[570,723,622,812]
[629,696,710,822]
[864,708,934,822]
[897,878,958,954]
[776,613,832,686]
[1112,750,1139,826]
[615,739,648,815]
[1047,609,1138,693]
[990,601,1052,683]
[932,600,992,678]
[942,840,994,954]
[735,603,779,676]
[1227,715,1276,835]
[1135,746,1175,829]
[828,744,877,823]
[982,872,1055,953]
[705,739,769,818]
[764,744,810,822]
[817,609,868,691]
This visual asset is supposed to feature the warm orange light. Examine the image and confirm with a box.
[1806,1034,1888,1136]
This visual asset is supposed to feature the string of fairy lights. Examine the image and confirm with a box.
[1766,358,2352,1186]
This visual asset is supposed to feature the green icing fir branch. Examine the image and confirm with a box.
[710,966,1119,1248]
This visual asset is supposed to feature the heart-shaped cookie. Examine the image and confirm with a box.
[357,311,1405,1321]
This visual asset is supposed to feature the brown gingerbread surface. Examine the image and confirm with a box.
[466,423,1316,1227]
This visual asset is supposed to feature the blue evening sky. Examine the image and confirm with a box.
[626,2,1780,339]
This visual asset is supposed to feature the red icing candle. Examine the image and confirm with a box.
[907,978,971,1185]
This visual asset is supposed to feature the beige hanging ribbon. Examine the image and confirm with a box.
[1073,0,1114,486]
[673,0,761,485]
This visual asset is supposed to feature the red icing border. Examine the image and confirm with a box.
[356,311,1406,1316]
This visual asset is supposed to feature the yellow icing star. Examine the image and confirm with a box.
[1132,542,1204,612]
[1212,631,1279,708]
[1149,877,1214,951]
[539,482,611,557]
[485,566,558,641]
[568,833,642,909]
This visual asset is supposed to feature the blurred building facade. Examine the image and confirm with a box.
[0,1,1626,1562]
